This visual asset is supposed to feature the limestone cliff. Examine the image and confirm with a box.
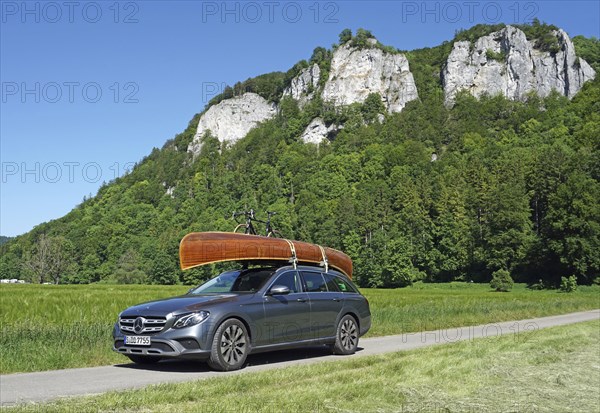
[322,42,419,113]
[442,25,596,105]
[282,64,320,108]
[188,93,276,156]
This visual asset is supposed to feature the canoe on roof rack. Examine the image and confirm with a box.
[179,232,353,279]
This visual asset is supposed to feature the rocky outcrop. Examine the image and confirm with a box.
[322,43,419,113]
[189,41,420,155]
[187,27,595,155]
[300,118,341,144]
[283,64,320,107]
[443,25,596,106]
[188,93,276,155]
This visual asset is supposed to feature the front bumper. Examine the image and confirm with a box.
[113,337,211,360]
[112,322,212,360]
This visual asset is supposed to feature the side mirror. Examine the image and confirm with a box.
[268,285,291,296]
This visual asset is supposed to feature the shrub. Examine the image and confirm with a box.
[529,279,545,290]
[560,275,577,292]
[486,49,506,62]
[490,269,513,292]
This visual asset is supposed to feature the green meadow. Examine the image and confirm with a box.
[1,283,598,374]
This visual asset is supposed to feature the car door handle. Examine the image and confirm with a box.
[296,298,306,303]
[333,298,341,302]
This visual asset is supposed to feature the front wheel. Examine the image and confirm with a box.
[234,224,249,234]
[208,318,250,371]
[234,224,256,235]
[332,314,359,355]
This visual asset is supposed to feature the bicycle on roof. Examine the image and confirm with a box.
[231,209,282,237]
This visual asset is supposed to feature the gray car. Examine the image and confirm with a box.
[113,265,371,371]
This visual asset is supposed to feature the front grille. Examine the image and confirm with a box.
[119,316,167,334]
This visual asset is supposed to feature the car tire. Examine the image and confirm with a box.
[333,314,359,355]
[208,318,250,371]
[127,355,161,364]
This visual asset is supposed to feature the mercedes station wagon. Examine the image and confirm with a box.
[113,265,371,371]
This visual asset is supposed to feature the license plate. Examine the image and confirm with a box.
[125,336,151,346]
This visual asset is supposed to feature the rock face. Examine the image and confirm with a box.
[189,41,420,155]
[187,27,594,155]
[443,25,596,106]
[282,64,320,107]
[300,118,340,144]
[322,43,419,113]
[188,93,276,155]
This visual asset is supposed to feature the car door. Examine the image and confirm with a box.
[300,270,344,340]
[260,270,311,346]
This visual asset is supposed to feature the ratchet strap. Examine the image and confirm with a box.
[285,239,298,269]
[318,245,329,273]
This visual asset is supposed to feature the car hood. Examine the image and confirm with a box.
[121,294,249,317]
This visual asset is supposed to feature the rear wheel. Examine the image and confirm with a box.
[208,318,250,371]
[333,314,359,355]
[126,355,161,364]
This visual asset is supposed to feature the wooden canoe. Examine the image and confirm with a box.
[179,232,353,279]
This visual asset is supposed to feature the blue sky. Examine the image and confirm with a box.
[1,0,599,237]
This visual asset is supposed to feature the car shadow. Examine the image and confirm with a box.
[115,345,364,373]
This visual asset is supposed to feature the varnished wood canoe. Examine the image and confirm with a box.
[179,232,353,279]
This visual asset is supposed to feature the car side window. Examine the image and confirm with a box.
[302,271,328,292]
[334,276,358,293]
[323,273,341,292]
[272,271,300,293]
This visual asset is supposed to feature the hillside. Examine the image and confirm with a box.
[1,22,599,287]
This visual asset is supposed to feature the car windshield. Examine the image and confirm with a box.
[189,268,275,294]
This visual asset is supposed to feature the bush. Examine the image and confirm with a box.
[529,279,546,290]
[560,275,577,292]
[490,269,513,292]
[486,49,506,62]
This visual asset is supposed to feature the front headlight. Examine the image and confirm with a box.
[173,311,210,329]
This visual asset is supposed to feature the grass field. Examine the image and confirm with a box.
[1,282,599,374]
[9,319,600,412]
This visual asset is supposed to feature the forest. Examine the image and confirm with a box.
[1,23,599,288]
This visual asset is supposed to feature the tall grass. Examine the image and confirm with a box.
[365,282,600,336]
[1,284,188,374]
[1,283,598,374]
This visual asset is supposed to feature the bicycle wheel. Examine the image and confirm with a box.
[234,224,257,235]
[234,224,249,234]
